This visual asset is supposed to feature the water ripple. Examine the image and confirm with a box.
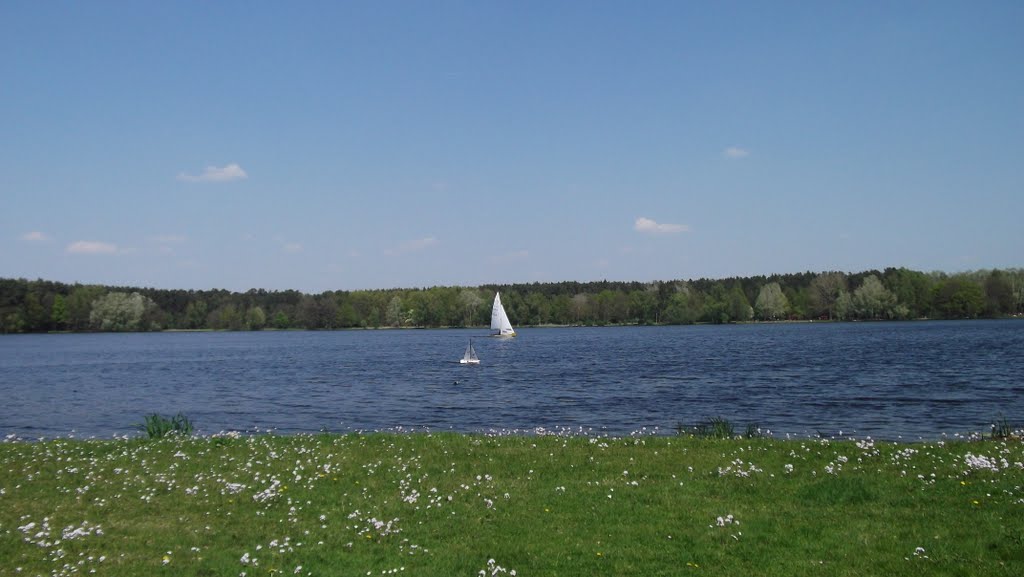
[1,321,1022,439]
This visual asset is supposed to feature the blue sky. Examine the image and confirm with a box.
[2,1,1021,292]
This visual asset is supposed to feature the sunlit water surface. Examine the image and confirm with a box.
[1,321,1022,440]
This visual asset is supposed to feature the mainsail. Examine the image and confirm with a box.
[490,292,516,336]
[460,339,480,364]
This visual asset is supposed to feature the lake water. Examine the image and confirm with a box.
[1,321,1022,440]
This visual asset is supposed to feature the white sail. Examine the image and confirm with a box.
[490,292,516,336]
[460,339,480,364]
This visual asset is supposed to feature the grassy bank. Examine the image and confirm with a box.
[1,432,1022,576]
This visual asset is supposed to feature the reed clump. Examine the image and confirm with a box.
[677,417,766,439]
[138,412,194,438]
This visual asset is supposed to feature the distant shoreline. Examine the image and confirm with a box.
[16,315,1024,335]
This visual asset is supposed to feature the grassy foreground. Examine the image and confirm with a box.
[1,432,1022,576]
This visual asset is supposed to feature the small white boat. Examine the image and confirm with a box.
[490,292,516,337]
[460,339,480,365]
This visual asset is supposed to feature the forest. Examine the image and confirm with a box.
[1,268,1022,333]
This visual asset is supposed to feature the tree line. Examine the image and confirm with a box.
[1,267,1022,334]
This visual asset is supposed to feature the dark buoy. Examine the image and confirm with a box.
[453,380,459,385]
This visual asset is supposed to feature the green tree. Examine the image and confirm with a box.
[882,268,933,318]
[700,283,730,324]
[89,292,162,331]
[434,287,461,327]
[727,286,753,322]
[549,294,572,325]
[1009,269,1024,315]
[809,272,848,320]
[524,291,551,326]
[784,286,810,320]
[184,300,208,329]
[629,288,658,324]
[246,306,267,330]
[385,295,404,327]
[458,289,484,326]
[754,283,789,320]
[834,292,854,320]
[983,270,1014,316]
[51,294,67,330]
[66,285,105,330]
[806,272,847,319]
[22,292,47,331]
[297,295,337,329]
[271,310,291,329]
[365,306,381,328]
[931,278,985,319]
[851,275,900,319]
[406,291,431,327]
[570,294,590,324]
[593,290,628,325]
[2,311,24,333]
[6,266,1023,333]
[664,285,702,325]
[208,303,243,330]
[333,301,356,327]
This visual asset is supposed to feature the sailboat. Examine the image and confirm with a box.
[490,292,516,337]
[460,339,480,364]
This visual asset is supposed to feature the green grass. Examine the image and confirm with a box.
[138,413,194,439]
[991,414,1013,440]
[1,433,1022,576]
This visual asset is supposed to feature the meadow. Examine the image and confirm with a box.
[1,431,1022,576]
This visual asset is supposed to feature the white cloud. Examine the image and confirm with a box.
[723,146,750,159]
[283,242,303,253]
[66,240,118,254]
[385,236,439,256]
[177,163,248,182]
[634,217,689,234]
[20,231,50,241]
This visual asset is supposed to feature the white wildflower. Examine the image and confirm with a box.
[963,453,1000,472]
